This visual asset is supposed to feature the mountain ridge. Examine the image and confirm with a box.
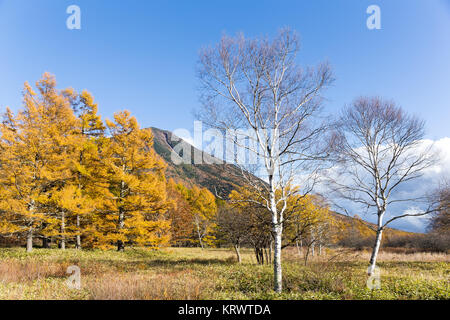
[150,127,415,236]
[151,127,256,197]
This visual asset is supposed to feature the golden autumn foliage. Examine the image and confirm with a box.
[165,179,195,244]
[229,186,336,248]
[96,111,171,250]
[67,89,109,249]
[0,73,371,255]
[0,74,80,252]
[174,183,217,248]
[0,73,174,252]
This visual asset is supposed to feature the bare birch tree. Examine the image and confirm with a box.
[328,97,438,275]
[196,29,333,292]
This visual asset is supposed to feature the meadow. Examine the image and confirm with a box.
[0,247,448,300]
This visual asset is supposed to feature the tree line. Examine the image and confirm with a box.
[0,73,337,257]
[1,29,447,295]
[195,28,445,292]
[0,73,218,252]
[217,186,337,265]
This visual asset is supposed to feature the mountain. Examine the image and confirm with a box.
[151,127,414,237]
[151,127,258,197]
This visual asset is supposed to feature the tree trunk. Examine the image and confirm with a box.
[296,240,301,256]
[256,248,260,264]
[273,226,282,293]
[254,247,260,264]
[269,171,283,292]
[304,245,310,266]
[118,177,126,252]
[195,217,204,249]
[368,228,383,275]
[117,240,124,251]
[255,247,265,265]
[42,236,50,249]
[75,214,81,250]
[117,210,125,252]
[233,244,242,263]
[368,211,384,275]
[264,247,269,264]
[268,240,272,264]
[26,227,33,253]
[60,212,66,250]
[40,222,50,248]
[318,243,322,256]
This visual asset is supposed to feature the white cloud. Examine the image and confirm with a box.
[396,207,430,230]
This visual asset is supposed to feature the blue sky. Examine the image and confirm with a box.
[0,0,449,232]
[0,0,449,139]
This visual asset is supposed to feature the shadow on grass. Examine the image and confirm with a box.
[147,258,236,267]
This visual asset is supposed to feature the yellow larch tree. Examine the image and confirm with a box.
[165,179,195,245]
[65,89,109,249]
[0,73,80,252]
[98,111,170,251]
[178,185,217,248]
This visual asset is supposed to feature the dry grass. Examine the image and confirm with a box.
[85,271,210,300]
[0,247,448,300]
[0,259,69,283]
[0,248,213,300]
[282,246,450,263]
[360,250,450,262]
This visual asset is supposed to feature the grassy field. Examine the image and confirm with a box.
[0,246,448,300]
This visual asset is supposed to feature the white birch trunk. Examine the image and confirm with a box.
[76,214,81,249]
[368,211,384,275]
[268,170,283,293]
[195,216,204,249]
[60,212,66,250]
[273,226,282,293]
[296,240,301,256]
[26,227,33,253]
